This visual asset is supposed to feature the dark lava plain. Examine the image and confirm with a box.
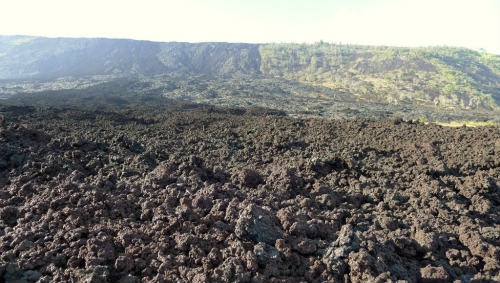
[0,104,499,283]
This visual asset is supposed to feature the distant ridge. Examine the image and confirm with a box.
[1,35,499,110]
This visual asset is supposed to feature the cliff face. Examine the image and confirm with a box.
[1,35,499,110]
[0,36,165,78]
[157,42,261,76]
[0,36,262,78]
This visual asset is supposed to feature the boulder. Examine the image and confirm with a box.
[235,204,283,245]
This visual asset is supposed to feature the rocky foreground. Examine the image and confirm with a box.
[0,104,499,283]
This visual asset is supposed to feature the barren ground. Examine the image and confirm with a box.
[0,104,499,283]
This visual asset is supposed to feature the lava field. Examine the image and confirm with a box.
[0,104,499,283]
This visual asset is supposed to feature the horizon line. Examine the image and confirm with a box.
[1,33,498,55]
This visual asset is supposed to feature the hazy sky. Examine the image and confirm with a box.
[1,0,499,53]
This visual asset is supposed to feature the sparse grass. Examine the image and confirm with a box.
[417,117,426,124]
[433,121,499,127]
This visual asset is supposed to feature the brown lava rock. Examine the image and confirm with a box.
[419,265,450,283]
[235,204,283,245]
[0,206,18,226]
[239,168,264,188]
[0,104,499,283]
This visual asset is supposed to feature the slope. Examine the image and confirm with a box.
[1,35,499,111]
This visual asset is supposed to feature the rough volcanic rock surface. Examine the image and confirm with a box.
[235,204,283,245]
[0,104,499,283]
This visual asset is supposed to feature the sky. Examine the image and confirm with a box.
[1,0,499,54]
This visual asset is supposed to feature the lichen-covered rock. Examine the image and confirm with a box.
[0,264,41,283]
[322,224,359,275]
[235,204,283,245]
[21,270,41,282]
[253,242,280,264]
[74,266,110,283]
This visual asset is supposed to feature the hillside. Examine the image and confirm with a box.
[0,36,261,79]
[1,35,499,111]
[260,43,500,111]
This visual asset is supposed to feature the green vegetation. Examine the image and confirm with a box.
[259,43,500,110]
[1,36,499,112]
[434,120,499,127]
